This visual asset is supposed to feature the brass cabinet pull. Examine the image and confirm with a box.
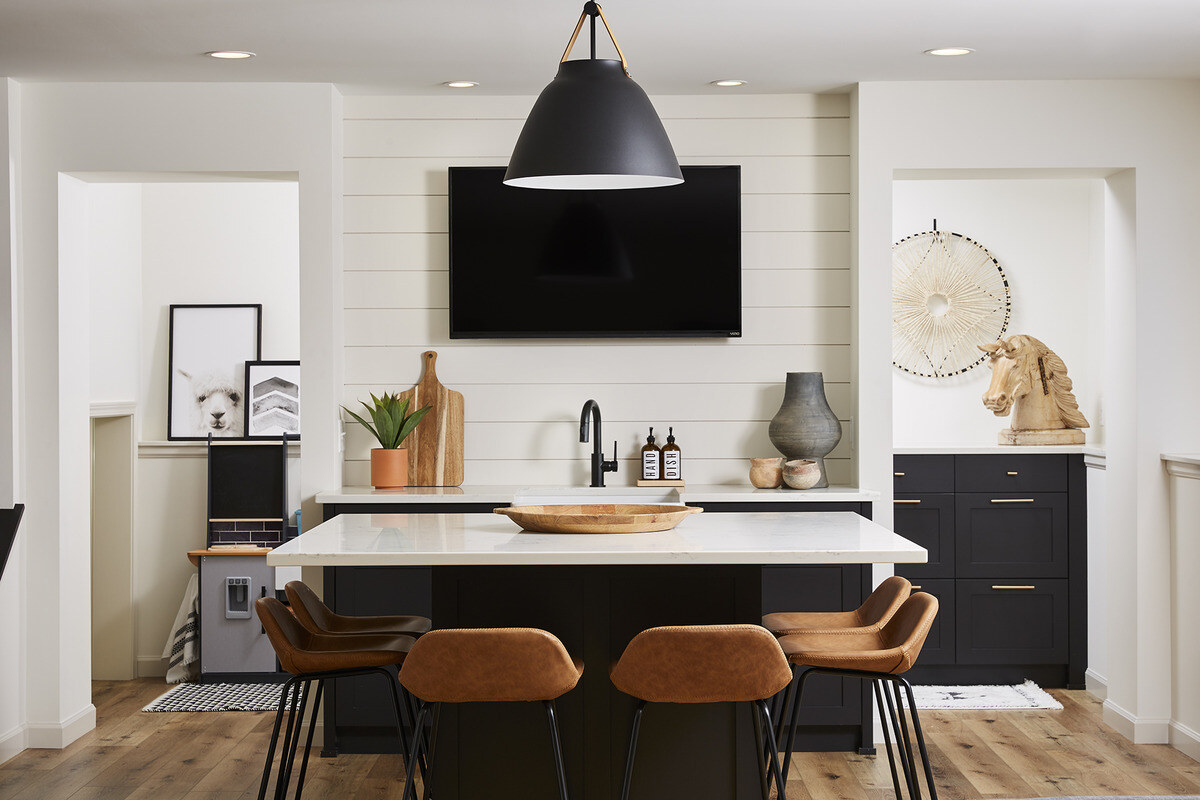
[894,499,921,504]
[990,498,1034,503]
[992,585,1036,590]
[894,472,906,476]
[911,585,923,590]
[1006,471,1019,475]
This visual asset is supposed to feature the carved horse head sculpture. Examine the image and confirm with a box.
[978,334,1089,433]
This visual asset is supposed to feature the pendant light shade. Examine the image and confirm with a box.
[504,3,682,190]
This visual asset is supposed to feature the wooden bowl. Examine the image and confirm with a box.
[494,504,703,534]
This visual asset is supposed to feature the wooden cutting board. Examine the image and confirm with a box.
[397,350,464,486]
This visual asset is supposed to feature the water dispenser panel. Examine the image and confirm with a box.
[225,576,252,619]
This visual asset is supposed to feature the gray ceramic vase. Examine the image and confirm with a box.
[767,372,842,488]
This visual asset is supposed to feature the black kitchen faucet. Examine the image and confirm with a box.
[579,399,618,488]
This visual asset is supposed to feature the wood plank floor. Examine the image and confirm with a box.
[1,680,1197,800]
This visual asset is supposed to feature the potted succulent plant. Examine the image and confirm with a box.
[343,392,432,488]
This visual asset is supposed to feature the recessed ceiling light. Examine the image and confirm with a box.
[205,51,255,59]
[710,79,748,87]
[444,81,479,88]
[924,47,974,57]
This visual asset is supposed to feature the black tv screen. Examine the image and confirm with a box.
[448,165,741,338]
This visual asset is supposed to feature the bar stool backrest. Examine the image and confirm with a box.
[399,628,582,703]
[878,592,939,674]
[610,624,792,703]
[256,596,315,674]
[284,580,338,634]
[858,576,911,629]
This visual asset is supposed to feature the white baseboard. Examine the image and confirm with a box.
[137,656,167,678]
[1169,719,1200,761]
[0,724,27,766]
[1102,699,1169,744]
[25,704,96,749]
[1085,668,1108,700]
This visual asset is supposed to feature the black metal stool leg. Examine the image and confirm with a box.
[543,700,570,800]
[882,676,917,800]
[781,667,815,783]
[292,679,324,800]
[873,680,904,800]
[752,701,770,800]
[773,666,798,763]
[275,680,311,800]
[401,702,430,800]
[258,677,300,800]
[421,704,441,800]
[890,680,921,800]
[619,700,646,800]
[900,679,939,800]
[400,684,431,783]
[757,700,787,800]
[375,669,413,781]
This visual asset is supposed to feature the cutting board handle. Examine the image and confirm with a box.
[420,350,438,383]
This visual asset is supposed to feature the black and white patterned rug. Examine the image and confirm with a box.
[908,679,1063,710]
[142,681,295,712]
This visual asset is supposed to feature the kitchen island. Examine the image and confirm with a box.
[270,508,922,800]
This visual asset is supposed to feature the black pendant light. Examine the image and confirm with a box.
[504,2,683,190]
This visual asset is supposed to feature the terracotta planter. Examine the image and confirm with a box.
[370,448,409,488]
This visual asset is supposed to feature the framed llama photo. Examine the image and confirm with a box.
[167,304,262,441]
[244,360,300,440]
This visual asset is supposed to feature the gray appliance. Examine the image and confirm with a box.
[199,554,277,678]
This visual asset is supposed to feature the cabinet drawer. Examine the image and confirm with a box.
[955,454,1068,492]
[955,579,1069,664]
[905,578,954,665]
[955,493,1069,578]
[893,494,954,579]
[893,455,954,493]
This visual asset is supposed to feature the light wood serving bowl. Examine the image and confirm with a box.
[494,504,703,534]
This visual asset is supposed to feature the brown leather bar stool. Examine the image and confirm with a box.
[778,592,940,800]
[255,596,417,800]
[285,580,432,637]
[398,627,584,800]
[610,624,793,800]
[762,575,912,636]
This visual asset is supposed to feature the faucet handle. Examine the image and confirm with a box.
[603,441,619,474]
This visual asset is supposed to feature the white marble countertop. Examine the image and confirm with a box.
[894,444,1103,455]
[269,511,925,567]
[316,485,879,505]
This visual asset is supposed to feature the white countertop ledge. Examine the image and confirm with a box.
[316,485,880,505]
[893,444,1099,455]
[269,511,925,567]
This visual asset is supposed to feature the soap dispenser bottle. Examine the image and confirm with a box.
[661,427,682,480]
[641,427,661,480]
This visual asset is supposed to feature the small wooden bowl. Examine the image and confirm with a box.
[749,457,784,489]
[494,504,703,534]
[782,459,821,490]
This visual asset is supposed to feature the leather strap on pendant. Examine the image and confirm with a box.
[560,3,630,76]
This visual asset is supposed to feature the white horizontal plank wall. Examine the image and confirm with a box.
[342,94,852,487]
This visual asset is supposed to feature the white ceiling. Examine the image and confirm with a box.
[1,0,1198,95]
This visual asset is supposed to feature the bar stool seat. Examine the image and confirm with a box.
[286,579,432,637]
[398,628,583,800]
[255,596,417,800]
[610,624,793,800]
[762,575,911,636]
[778,592,940,800]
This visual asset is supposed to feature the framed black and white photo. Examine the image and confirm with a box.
[244,360,300,440]
[167,304,262,440]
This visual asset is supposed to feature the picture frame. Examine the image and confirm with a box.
[167,304,263,441]
[244,360,301,440]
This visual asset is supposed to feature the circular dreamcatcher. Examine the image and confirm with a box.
[892,228,1011,378]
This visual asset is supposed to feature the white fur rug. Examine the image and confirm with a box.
[907,679,1063,710]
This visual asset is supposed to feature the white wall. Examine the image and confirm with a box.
[856,80,1200,744]
[88,185,142,404]
[891,178,1102,446]
[341,94,855,486]
[1165,459,1200,760]
[9,82,342,757]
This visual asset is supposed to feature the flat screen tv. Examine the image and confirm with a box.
[448,165,741,338]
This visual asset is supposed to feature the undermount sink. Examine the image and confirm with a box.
[512,486,684,506]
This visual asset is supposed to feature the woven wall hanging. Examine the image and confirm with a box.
[892,229,1011,378]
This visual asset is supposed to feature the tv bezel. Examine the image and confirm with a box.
[447,165,742,340]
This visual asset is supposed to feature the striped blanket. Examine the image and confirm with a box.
[162,573,200,683]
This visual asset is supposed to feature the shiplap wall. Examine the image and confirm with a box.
[342,93,853,486]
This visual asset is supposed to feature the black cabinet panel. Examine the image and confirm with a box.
[892,494,954,579]
[893,455,954,493]
[904,578,954,665]
[955,579,1069,664]
[955,493,1069,578]
[955,454,1068,493]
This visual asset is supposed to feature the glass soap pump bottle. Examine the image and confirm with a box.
[661,427,682,481]
[641,427,661,480]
